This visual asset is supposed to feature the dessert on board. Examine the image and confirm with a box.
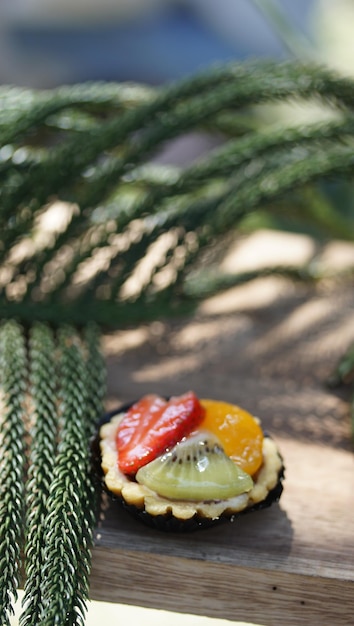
[99,391,284,531]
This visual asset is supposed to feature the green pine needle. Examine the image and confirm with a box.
[0,321,106,625]
[20,323,59,626]
[0,321,27,626]
[35,326,103,626]
[1,61,354,327]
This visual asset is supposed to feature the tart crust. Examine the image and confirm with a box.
[100,412,284,522]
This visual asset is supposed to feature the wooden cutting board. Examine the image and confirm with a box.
[90,264,354,626]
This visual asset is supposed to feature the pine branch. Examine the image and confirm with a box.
[20,323,59,626]
[57,62,354,212]
[37,326,103,626]
[1,136,353,326]
[66,324,105,626]
[184,266,305,299]
[4,111,354,297]
[8,126,354,306]
[90,116,354,236]
[2,61,354,243]
[0,82,155,146]
[75,141,354,310]
[201,142,354,238]
[72,115,354,225]
[1,138,354,326]
[1,61,354,326]
[0,321,27,626]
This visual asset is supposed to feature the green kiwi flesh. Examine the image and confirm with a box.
[135,431,253,501]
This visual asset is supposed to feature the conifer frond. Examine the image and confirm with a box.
[0,82,155,145]
[20,323,58,626]
[0,322,106,626]
[2,61,354,224]
[35,326,103,626]
[0,321,27,626]
[1,60,354,328]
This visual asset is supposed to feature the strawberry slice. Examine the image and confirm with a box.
[116,391,205,475]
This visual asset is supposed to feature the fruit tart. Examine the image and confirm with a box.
[99,391,284,531]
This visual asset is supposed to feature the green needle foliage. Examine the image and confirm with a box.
[0,321,104,625]
[0,321,27,626]
[38,326,97,625]
[1,60,354,624]
[1,60,354,327]
[20,323,59,626]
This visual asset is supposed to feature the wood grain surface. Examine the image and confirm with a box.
[90,234,354,626]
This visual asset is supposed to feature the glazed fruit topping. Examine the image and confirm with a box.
[116,391,205,475]
[136,431,254,501]
[200,399,264,476]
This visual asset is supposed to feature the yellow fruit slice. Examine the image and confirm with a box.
[200,399,263,476]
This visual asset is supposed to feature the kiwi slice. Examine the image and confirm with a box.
[135,432,253,501]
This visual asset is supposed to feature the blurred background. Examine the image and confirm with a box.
[1,0,354,89]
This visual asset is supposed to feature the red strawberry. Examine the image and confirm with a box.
[116,391,205,475]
